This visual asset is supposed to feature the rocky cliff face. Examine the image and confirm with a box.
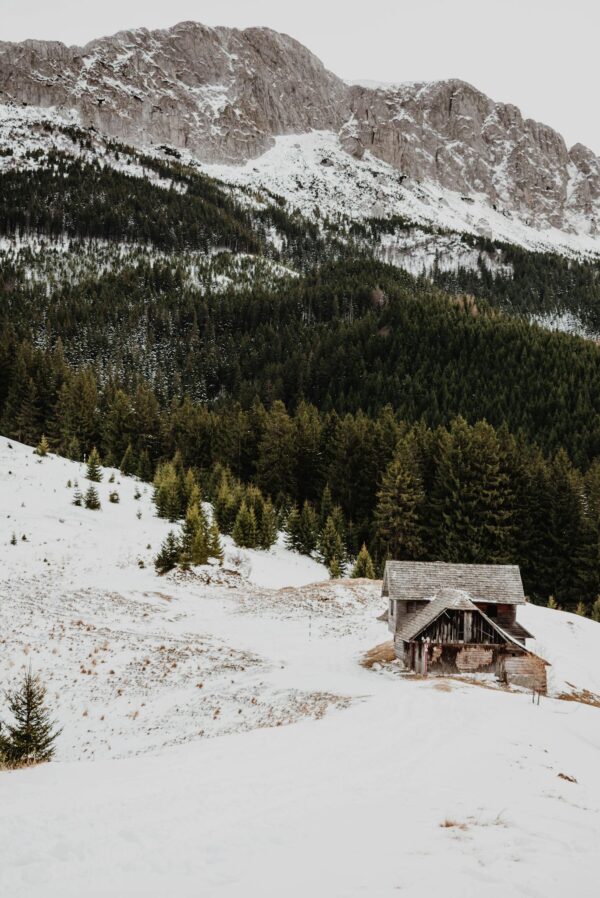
[1,21,598,236]
[0,22,346,163]
[342,80,600,233]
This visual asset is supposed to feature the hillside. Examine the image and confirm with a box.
[1,436,599,896]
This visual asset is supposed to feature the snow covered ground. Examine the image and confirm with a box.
[200,131,600,262]
[1,436,599,897]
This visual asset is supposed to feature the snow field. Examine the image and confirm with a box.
[1,436,599,897]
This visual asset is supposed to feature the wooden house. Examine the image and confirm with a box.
[383,561,548,692]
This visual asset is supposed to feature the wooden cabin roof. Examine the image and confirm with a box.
[382,561,525,604]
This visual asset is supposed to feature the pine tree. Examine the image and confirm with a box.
[153,461,182,522]
[137,449,153,483]
[255,400,296,499]
[298,501,319,555]
[232,501,258,548]
[86,447,103,483]
[591,596,600,623]
[319,515,346,570]
[258,498,278,550]
[34,434,49,457]
[207,520,224,564]
[108,491,119,504]
[575,601,587,617]
[319,484,334,529]
[65,436,82,462]
[119,443,136,476]
[428,419,513,564]
[84,485,101,510]
[329,556,342,579]
[154,531,181,574]
[286,501,318,554]
[547,595,558,610]
[182,503,209,566]
[351,544,375,579]
[213,480,239,535]
[285,505,302,552]
[72,487,83,507]
[0,668,61,766]
[375,450,425,561]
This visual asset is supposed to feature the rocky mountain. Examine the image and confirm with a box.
[0,20,599,242]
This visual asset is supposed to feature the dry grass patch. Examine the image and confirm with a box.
[361,640,395,669]
[440,819,468,831]
[558,686,600,709]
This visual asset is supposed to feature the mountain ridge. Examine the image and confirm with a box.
[0,20,598,243]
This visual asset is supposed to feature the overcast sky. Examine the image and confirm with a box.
[3,0,598,153]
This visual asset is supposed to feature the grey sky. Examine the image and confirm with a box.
[2,0,598,153]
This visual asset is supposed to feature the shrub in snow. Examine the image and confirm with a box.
[108,491,120,504]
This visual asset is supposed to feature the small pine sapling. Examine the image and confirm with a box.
[0,668,61,766]
[351,544,376,579]
[108,491,120,504]
[72,487,83,507]
[232,501,258,548]
[34,434,49,457]
[258,499,278,550]
[329,557,342,579]
[86,447,103,483]
[84,485,101,510]
[208,521,224,564]
[10,532,17,546]
[154,531,181,574]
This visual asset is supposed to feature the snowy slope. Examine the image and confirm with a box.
[1,436,599,897]
[200,131,600,262]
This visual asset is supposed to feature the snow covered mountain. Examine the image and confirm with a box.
[1,20,599,255]
[1,436,600,896]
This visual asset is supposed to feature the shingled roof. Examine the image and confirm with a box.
[382,561,525,605]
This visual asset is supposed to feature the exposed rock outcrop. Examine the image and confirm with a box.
[0,21,598,235]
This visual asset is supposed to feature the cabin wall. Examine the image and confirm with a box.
[501,654,547,692]
[428,644,499,674]
[396,640,548,692]
[388,600,428,635]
